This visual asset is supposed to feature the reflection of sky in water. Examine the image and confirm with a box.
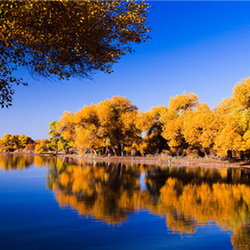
[0,155,242,250]
[139,172,146,190]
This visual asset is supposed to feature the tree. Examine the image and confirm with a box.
[74,104,103,154]
[48,121,60,153]
[214,78,250,158]
[18,134,34,148]
[0,0,151,107]
[0,133,34,149]
[98,96,140,156]
[57,111,75,144]
[57,96,141,156]
[34,139,50,154]
[232,77,250,109]
[0,134,11,146]
[48,121,71,154]
[161,92,199,155]
[168,92,199,114]
[137,105,168,154]
[183,103,220,157]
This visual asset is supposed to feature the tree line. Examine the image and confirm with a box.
[47,77,250,159]
[2,77,250,159]
[0,134,35,152]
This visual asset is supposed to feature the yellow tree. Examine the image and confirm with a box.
[168,92,199,114]
[137,105,168,154]
[0,134,12,146]
[56,96,140,155]
[213,97,236,157]
[98,96,140,156]
[0,1,151,107]
[233,77,250,109]
[10,135,21,148]
[57,111,76,147]
[18,134,34,148]
[0,134,14,152]
[161,92,199,155]
[47,121,70,153]
[214,113,244,157]
[74,104,103,154]
[214,78,250,158]
[34,139,50,154]
[0,133,34,149]
[183,103,220,157]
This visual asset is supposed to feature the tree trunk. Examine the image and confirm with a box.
[204,148,209,158]
[117,143,122,156]
[111,146,117,156]
[121,143,124,156]
[227,150,232,159]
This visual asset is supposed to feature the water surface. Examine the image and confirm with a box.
[0,154,250,250]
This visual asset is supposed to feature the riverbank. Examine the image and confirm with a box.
[2,151,249,169]
[60,154,250,169]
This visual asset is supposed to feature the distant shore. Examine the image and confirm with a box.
[2,151,249,169]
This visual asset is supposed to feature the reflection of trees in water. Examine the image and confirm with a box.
[154,177,250,249]
[0,154,71,172]
[145,166,250,191]
[232,225,250,250]
[47,161,250,248]
[144,166,250,247]
[50,162,154,225]
[0,154,34,170]
[2,154,250,248]
[0,154,58,170]
[34,156,57,168]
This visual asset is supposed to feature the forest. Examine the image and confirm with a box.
[1,77,250,160]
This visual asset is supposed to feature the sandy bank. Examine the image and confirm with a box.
[58,154,250,169]
[2,151,250,169]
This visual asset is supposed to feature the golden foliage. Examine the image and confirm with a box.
[50,76,250,158]
[0,0,151,107]
[0,134,34,149]
[233,78,250,109]
[57,96,141,156]
[214,78,250,156]
[183,103,220,153]
[34,139,50,154]
[168,92,199,113]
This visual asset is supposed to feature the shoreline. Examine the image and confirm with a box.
[1,152,248,169]
[80,155,250,169]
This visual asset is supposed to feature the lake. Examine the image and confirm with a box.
[0,154,250,250]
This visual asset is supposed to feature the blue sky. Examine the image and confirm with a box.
[1,1,250,140]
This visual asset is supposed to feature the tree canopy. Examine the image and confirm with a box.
[51,78,250,159]
[0,0,151,107]
[5,77,250,160]
[57,96,141,156]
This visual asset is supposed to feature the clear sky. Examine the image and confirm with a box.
[1,1,250,140]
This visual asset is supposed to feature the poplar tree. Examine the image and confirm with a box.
[0,0,151,107]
